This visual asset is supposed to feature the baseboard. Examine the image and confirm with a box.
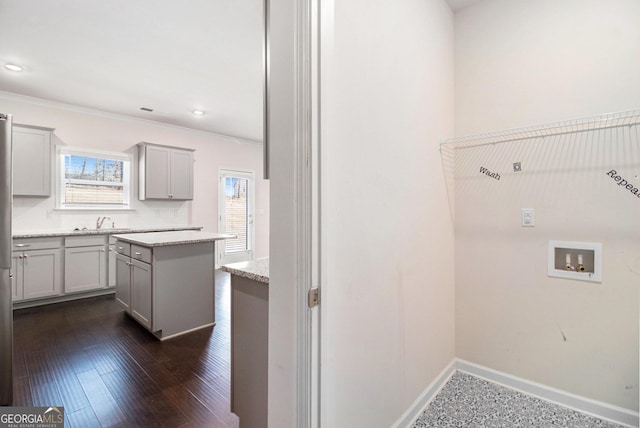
[13,288,115,310]
[156,322,216,341]
[390,359,456,428]
[456,358,639,428]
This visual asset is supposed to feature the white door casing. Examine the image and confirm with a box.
[266,0,321,426]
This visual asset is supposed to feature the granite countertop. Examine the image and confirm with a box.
[13,226,203,239]
[221,258,269,284]
[112,230,235,247]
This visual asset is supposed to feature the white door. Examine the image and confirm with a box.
[218,169,254,265]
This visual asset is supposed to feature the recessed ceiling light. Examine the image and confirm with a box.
[4,63,23,72]
[192,110,205,116]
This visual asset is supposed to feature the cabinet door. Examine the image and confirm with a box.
[108,245,116,287]
[169,149,193,200]
[11,253,23,301]
[131,259,152,330]
[115,253,131,311]
[64,245,107,293]
[22,249,63,300]
[144,145,170,199]
[13,126,52,197]
[138,143,194,200]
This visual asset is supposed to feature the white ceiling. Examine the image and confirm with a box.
[0,1,481,142]
[0,0,264,142]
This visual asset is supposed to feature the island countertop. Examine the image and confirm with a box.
[112,230,235,247]
[221,258,269,284]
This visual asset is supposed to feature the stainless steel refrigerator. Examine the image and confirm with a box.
[0,113,13,406]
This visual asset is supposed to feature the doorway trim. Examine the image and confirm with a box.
[266,0,321,425]
[293,0,321,426]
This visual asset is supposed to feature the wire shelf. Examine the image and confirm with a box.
[441,109,640,150]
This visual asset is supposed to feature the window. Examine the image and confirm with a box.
[224,176,249,253]
[57,147,131,209]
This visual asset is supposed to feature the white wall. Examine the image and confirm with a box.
[454,128,640,411]
[455,0,640,136]
[2,94,269,259]
[454,0,640,411]
[320,0,455,426]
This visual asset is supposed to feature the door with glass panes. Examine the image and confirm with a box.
[218,169,254,265]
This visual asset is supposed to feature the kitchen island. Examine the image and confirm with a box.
[113,230,234,340]
[221,258,269,428]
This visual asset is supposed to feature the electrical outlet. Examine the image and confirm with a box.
[521,208,535,227]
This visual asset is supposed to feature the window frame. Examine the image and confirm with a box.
[56,146,132,210]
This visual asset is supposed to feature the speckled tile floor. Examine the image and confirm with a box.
[412,372,626,428]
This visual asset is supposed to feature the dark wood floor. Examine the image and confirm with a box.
[12,270,239,428]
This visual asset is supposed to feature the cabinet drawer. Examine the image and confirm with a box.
[131,245,152,264]
[65,235,107,248]
[108,235,117,245]
[115,241,131,256]
[13,237,63,251]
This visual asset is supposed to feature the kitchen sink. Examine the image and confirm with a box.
[72,227,132,233]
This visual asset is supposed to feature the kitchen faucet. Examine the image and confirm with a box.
[96,216,110,229]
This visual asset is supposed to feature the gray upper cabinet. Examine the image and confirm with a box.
[138,142,194,200]
[169,149,194,200]
[13,124,53,197]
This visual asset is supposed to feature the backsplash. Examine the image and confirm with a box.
[13,195,191,234]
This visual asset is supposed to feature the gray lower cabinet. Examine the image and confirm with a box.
[64,235,108,293]
[115,243,153,331]
[11,255,20,301]
[115,253,131,311]
[12,238,64,302]
[108,241,117,287]
[130,258,152,330]
[11,229,200,307]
